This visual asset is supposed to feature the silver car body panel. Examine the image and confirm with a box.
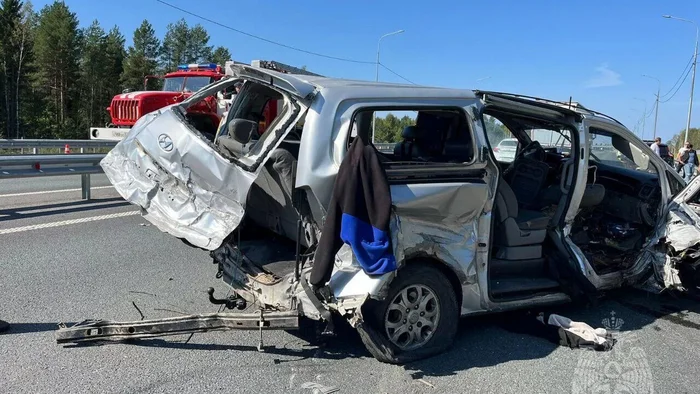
[102,73,308,250]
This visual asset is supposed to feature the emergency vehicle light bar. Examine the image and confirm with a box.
[177,63,218,71]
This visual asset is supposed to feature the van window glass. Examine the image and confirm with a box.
[349,107,474,164]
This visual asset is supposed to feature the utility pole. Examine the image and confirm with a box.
[373,29,404,142]
[642,74,661,138]
[663,15,698,143]
[634,98,647,139]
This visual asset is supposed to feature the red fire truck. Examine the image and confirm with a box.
[90,60,319,141]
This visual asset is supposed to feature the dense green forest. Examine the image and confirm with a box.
[0,0,231,139]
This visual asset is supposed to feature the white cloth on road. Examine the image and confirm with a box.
[537,313,614,350]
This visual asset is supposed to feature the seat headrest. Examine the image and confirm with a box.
[402,125,422,140]
[228,118,259,143]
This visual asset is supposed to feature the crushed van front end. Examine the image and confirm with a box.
[101,107,250,250]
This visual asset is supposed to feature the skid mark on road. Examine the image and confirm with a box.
[0,210,140,234]
[0,186,113,198]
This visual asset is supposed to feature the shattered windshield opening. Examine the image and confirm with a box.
[590,128,653,173]
[215,81,293,167]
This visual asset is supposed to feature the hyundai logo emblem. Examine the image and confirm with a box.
[158,134,173,152]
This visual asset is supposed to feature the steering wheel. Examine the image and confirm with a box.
[503,140,547,179]
[517,140,547,162]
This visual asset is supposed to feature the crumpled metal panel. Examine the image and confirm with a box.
[101,108,254,250]
[656,206,700,288]
[665,208,700,251]
[391,182,487,310]
[324,182,485,310]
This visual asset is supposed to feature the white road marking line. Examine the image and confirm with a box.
[0,186,113,198]
[0,210,140,234]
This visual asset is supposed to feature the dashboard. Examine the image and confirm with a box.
[588,160,661,225]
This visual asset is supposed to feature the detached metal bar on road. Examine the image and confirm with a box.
[0,154,106,200]
[55,311,300,344]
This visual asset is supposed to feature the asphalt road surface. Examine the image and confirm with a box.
[2,175,700,393]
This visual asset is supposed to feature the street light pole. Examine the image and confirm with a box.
[373,29,405,141]
[642,74,661,139]
[376,29,405,82]
[634,98,647,139]
[663,15,698,143]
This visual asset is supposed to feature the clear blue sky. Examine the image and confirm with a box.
[45,0,700,143]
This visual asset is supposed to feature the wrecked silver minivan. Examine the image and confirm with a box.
[79,63,700,363]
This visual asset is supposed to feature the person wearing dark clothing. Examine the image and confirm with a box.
[681,143,699,183]
[310,121,396,288]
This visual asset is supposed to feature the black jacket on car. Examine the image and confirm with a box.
[310,134,396,287]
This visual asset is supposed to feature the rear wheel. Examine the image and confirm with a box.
[357,264,459,363]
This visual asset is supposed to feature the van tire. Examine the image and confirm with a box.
[357,264,459,364]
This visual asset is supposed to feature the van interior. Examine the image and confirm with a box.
[569,129,663,274]
[483,109,578,300]
[484,110,664,301]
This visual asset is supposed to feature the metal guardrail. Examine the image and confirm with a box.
[0,139,117,154]
[0,154,106,200]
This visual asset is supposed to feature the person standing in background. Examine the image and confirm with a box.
[677,141,691,173]
[650,137,662,157]
[681,143,699,183]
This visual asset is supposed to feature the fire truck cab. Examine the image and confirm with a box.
[90,63,227,141]
[90,61,317,142]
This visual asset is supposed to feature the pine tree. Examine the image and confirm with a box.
[161,19,214,70]
[33,1,81,138]
[78,20,106,131]
[211,46,231,66]
[161,19,189,71]
[77,22,125,130]
[187,24,213,63]
[0,0,23,138]
[121,20,160,91]
[103,26,125,109]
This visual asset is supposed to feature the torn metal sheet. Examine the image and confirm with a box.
[666,207,700,251]
[101,108,253,250]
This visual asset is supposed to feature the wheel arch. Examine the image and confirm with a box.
[401,255,464,310]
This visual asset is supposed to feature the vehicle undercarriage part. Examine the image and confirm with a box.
[207,287,247,310]
[299,275,335,336]
[55,310,299,344]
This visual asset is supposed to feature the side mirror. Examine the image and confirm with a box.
[228,119,258,145]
